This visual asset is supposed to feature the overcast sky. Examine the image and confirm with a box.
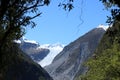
[25,0,110,45]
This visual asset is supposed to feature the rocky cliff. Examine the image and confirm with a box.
[45,27,106,80]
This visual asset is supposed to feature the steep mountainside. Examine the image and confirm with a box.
[45,27,106,80]
[16,38,64,67]
[77,22,120,80]
[0,43,53,80]
[16,38,50,62]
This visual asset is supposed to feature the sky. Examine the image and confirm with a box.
[25,0,110,45]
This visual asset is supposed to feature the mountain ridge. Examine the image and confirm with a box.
[15,38,64,67]
[45,27,106,80]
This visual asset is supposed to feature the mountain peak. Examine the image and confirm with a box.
[39,43,64,49]
[15,37,39,45]
[21,37,39,44]
[45,27,106,80]
[97,24,109,31]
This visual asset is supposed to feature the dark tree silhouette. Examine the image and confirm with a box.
[0,1,51,78]
[100,0,120,24]
[0,0,50,51]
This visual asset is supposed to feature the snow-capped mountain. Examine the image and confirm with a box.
[45,26,106,80]
[15,37,39,44]
[16,37,64,67]
[38,44,64,67]
[97,24,109,31]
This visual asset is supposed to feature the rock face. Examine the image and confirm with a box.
[17,38,50,62]
[45,27,106,80]
[17,39,64,67]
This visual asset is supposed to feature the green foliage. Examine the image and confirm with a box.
[81,44,120,80]
[77,22,120,80]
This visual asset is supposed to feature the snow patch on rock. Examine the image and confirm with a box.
[38,44,64,67]
[97,24,109,31]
